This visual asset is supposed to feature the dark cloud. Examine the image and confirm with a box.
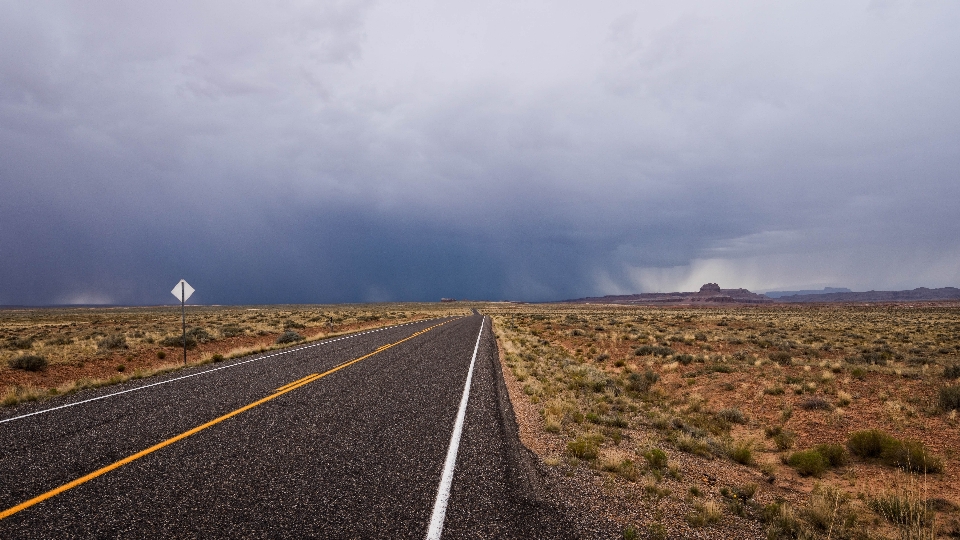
[2,1,959,305]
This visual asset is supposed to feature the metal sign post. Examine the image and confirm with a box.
[171,280,195,365]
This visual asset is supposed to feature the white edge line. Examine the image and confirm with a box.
[0,317,447,425]
[426,316,484,540]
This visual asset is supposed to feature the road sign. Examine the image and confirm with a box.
[171,280,195,302]
[171,279,195,365]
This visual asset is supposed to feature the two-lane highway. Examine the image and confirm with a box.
[0,315,577,538]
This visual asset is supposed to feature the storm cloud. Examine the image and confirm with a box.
[2,1,959,305]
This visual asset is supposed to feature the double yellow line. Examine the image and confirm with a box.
[0,320,449,521]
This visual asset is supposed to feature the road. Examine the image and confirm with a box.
[0,314,582,538]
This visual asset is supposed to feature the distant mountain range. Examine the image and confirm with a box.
[773,287,960,303]
[565,283,772,305]
[763,287,851,298]
[564,284,960,305]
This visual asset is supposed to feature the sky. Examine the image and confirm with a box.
[1,0,959,305]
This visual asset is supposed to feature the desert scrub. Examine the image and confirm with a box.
[219,324,245,338]
[847,429,895,458]
[687,501,722,527]
[870,489,935,537]
[803,485,858,537]
[769,351,792,365]
[643,447,668,470]
[186,327,214,343]
[763,501,806,539]
[160,335,197,349]
[940,384,960,411]
[8,354,48,372]
[814,443,848,467]
[567,434,601,460]
[787,449,829,477]
[634,345,674,357]
[275,330,304,344]
[847,429,943,473]
[716,407,747,424]
[625,369,659,394]
[5,337,34,350]
[97,334,128,350]
[1,385,45,406]
[673,432,712,457]
[799,395,833,411]
[944,363,960,380]
[727,438,753,465]
[602,458,639,481]
[765,426,796,450]
[720,482,757,517]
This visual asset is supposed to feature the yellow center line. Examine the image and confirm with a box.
[275,373,320,392]
[0,320,452,521]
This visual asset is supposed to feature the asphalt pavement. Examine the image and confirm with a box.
[0,315,583,538]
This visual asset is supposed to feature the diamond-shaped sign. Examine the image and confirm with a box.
[171,280,195,303]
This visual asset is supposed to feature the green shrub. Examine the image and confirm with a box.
[799,396,832,411]
[220,325,244,338]
[687,501,722,527]
[729,441,753,465]
[870,492,932,527]
[645,523,667,540]
[186,327,214,343]
[97,334,128,350]
[276,330,304,344]
[763,502,807,539]
[847,429,895,459]
[635,345,674,357]
[675,354,694,365]
[814,443,848,467]
[940,385,960,411]
[212,354,225,363]
[848,430,943,473]
[881,439,943,474]
[8,355,48,372]
[787,450,828,477]
[160,335,197,349]
[943,364,960,379]
[610,459,638,481]
[773,431,796,451]
[717,408,746,424]
[804,485,857,534]
[567,436,600,460]
[5,337,34,350]
[157,350,166,359]
[626,370,659,393]
[643,448,668,469]
[769,351,792,365]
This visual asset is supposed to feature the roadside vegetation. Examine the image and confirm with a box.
[488,303,960,539]
[0,303,468,407]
